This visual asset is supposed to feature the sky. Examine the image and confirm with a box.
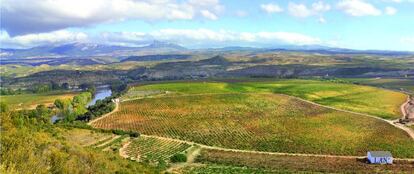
[1,0,414,51]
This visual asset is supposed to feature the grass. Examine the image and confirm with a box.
[125,136,191,163]
[194,148,414,173]
[126,79,407,119]
[92,92,414,158]
[58,128,113,146]
[0,91,78,109]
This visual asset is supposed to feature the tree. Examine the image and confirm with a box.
[35,104,51,123]
[51,81,60,90]
[54,99,65,110]
[62,83,70,90]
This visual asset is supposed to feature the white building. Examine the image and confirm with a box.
[367,151,393,164]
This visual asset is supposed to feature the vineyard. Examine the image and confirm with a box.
[124,136,191,163]
[128,79,406,119]
[180,164,277,174]
[91,92,414,158]
[189,148,414,173]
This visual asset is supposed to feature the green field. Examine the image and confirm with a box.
[339,78,414,94]
[127,80,406,119]
[0,91,78,109]
[92,91,414,157]
[125,136,191,163]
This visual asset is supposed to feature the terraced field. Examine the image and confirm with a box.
[92,91,414,158]
[59,128,113,146]
[0,91,78,109]
[124,136,191,163]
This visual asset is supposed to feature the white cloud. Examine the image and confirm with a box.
[288,1,330,18]
[384,0,414,3]
[385,6,397,15]
[0,30,88,48]
[1,29,323,48]
[337,0,382,16]
[288,3,313,17]
[201,10,218,20]
[260,3,283,13]
[256,32,321,45]
[1,0,223,36]
[139,29,321,46]
[312,1,331,12]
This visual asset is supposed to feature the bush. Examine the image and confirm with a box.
[129,132,140,137]
[169,153,187,163]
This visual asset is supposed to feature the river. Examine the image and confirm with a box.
[87,85,112,107]
[51,85,112,123]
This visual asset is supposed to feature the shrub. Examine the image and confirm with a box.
[170,153,187,163]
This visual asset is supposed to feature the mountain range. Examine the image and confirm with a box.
[0,41,187,59]
[1,41,413,60]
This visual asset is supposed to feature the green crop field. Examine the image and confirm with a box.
[124,136,191,163]
[126,80,407,119]
[0,91,78,110]
[92,91,414,158]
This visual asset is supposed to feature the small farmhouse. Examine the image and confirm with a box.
[367,151,393,164]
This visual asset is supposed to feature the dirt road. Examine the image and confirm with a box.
[401,96,414,121]
[119,141,131,159]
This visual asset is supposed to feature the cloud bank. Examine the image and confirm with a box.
[1,0,223,36]
[1,29,322,48]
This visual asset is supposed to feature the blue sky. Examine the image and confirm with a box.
[1,0,414,51]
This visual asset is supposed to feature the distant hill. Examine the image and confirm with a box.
[121,54,191,62]
[0,41,187,59]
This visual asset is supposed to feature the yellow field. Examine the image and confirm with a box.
[0,91,78,109]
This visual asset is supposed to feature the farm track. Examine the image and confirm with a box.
[83,135,114,147]
[277,94,414,140]
[95,135,121,148]
[141,133,414,174]
[119,141,131,159]
[165,145,202,173]
[401,95,414,121]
